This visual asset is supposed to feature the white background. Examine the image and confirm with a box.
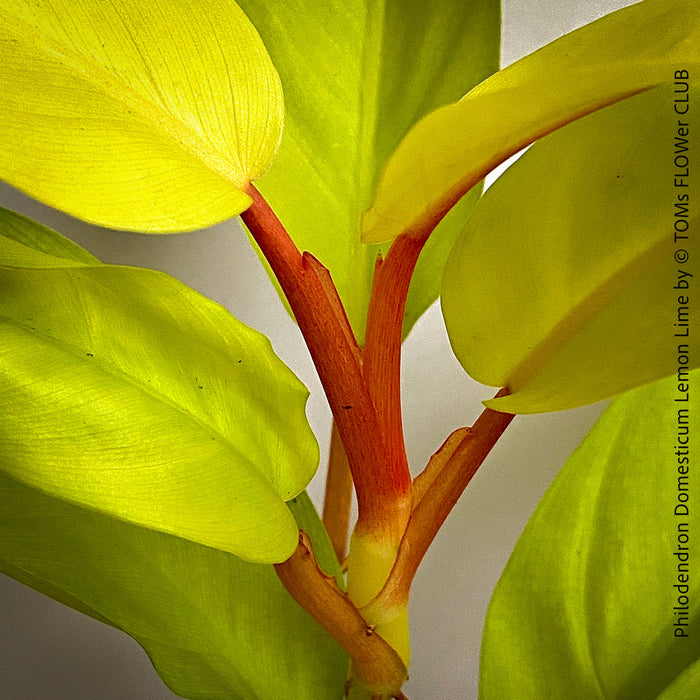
[0,1,637,697]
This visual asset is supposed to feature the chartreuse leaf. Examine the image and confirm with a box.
[238,0,499,339]
[0,0,283,231]
[441,86,699,414]
[0,210,319,563]
[480,371,700,699]
[0,483,347,700]
[0,207,100,265]
[363,0,699,244]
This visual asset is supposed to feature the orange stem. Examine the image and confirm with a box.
[274,531,407,696]
[366,390,514,611]
[240,186,396,534]
[411,427,472,508]
[360,235,428,526]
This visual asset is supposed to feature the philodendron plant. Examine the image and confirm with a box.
[0,0,698,697]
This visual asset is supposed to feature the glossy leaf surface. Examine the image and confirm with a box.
[0,211,318,562]
[239,0,500,339]
[363,0,699,244]
[0,0,283,231]
[0,486,347,700]
[481,372,700,698]
[442,87,699,413]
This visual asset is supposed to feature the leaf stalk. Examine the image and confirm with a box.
[365,390,514,614]
[274,531,408,696]
[363,236,426,501]
[240,185,400,537]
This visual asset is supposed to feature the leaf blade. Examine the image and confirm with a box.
[0,206,100,265]
[0,482,347,700]
[480,372,700,698]
[0,0,283,231]
[441,86,699,413]
[0,213,318,562]
[362,0,699,244]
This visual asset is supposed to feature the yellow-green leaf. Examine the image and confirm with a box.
[0,489,347,699]
[481,372,700,698]
[237,0,499,339]
[0,211,318,563]
[0,207,100,265]
[0,0,283,232]
[442,87,698,414]
[362,0,699,244]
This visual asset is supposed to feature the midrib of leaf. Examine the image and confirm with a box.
[506,236,674,391]
[1,7,247,187]
[0,307,273,489]
[312,2,385,340]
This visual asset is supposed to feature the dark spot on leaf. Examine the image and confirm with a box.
[343,405,352,410]
[86,353,93,357]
